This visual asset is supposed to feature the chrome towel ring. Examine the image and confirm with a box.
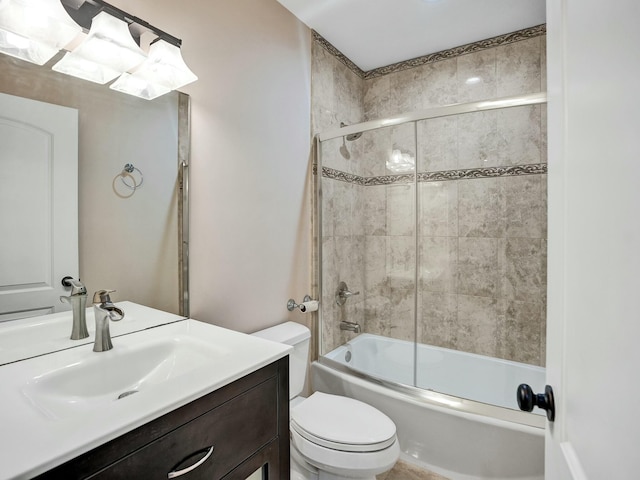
[120,163,144,190]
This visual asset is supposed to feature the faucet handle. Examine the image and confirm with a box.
[61,276,87,296]
[335,281,360,306]
[93,289,116,304]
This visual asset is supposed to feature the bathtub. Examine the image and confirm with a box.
[311,334,545,480]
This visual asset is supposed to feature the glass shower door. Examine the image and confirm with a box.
[318,121,419,388]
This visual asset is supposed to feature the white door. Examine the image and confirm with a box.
[0,93,78,322]
[545,0,640,478]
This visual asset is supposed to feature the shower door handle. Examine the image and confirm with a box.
[517,384,555,422]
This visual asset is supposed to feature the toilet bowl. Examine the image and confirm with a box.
[252,322,399,480]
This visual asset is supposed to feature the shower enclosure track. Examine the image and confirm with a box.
[316,92,547,142]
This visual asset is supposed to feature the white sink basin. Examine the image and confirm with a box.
[22,334,232,420]
[0,318,291,480]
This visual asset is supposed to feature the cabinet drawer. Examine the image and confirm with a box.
[90,376,278,479]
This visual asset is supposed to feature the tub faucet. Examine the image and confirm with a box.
[59,277,89,340]
[340,321,361,333]
[92,290,125,352]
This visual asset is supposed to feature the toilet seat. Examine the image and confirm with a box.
[291,392,397,453]
[291,428,400,478]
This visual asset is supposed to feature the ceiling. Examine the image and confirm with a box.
[276,0,546,72]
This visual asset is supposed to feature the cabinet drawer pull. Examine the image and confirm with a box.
[167,446,214,479]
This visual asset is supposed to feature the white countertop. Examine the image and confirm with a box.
[0,319,291,480]
[0,301,185,366]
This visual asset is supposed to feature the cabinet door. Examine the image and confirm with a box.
[91,377,277,480]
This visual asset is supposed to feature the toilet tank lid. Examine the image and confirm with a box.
[251,321,310,345]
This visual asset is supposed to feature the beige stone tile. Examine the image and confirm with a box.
[386,60,459,116]
[388,285,416,342]
[419,236,458,293]
[457,110,499,168]
[541,238,547,290]
[364,293,392,337]
[363,185,387,236]
[320,136,346,172]
[390,122,417,168]
[457,237,499,297]
[364,235,387,294]
[333,180,356,237]
[418,291,456,348]
[541,174,548,239]
[311,44,335,129]
[417,116,458,172]
[540,34,547,92]
[496,104,542,166]
[457,177,505,238]
[311,43,334,92]
[457,48,498,103]
[454,294,499,357]
[312,104,337,136]
[388,68,418,117]
[386,235,416,290]
[333,59,364,126]
[504,175,543,238]
[320,176,335,237]
[497,298,543,365]
[321,237,338,353]
[541,105,547,163]
[386,184,415,236]
[362,126,392,177]
[500,237,545,302]
[496,37,542,97]
[364,76,391,121]
[419,181,458,237]
[413,59,459,109]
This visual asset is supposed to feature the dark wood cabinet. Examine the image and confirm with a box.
[35,357,289,480]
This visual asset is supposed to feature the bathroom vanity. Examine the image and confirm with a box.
[35,357,289,479]
[0,312,291,479]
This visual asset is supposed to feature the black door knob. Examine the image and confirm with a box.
[517,384,555,422]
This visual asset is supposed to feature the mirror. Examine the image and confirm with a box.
[0,53,189,322]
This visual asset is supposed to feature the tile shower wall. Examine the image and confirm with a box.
[313,28,547,366]
[312,39,366,353]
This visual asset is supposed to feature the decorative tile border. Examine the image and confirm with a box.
[312,31,366,78]
[321,167,366,185]
[317,163,547,186]
[418,163,548,182]
[313,24,546,80]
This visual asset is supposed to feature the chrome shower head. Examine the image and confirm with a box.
[340,122,363,141]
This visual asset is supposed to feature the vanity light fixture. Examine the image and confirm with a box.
[110,39,197,100]
[0,0,81,65]
[0,0,197,100]
[53,11,146,84]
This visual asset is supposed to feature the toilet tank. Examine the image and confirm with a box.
[251,322,310,399]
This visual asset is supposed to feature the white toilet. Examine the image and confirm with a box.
[252,322,400,480]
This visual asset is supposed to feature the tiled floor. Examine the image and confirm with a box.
[376,460,450,480]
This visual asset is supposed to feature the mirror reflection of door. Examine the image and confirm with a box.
[0,92,78,322]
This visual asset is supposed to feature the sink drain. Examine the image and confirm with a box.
[117,390,139,400]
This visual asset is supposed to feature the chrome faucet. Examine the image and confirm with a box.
[59,277,89,340]
[92,290,125,352]
[340,321,361,333]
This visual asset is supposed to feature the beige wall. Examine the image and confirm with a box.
[113,0,313,332]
